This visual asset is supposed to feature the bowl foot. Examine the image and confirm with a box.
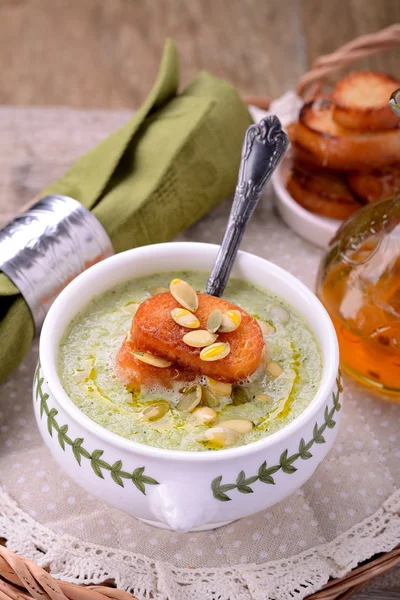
[136,517,235,531]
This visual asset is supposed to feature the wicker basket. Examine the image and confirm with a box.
[0,543,399,600]
[1,24,400,600]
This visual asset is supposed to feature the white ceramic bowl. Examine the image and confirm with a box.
[34,242,341,532]
[272,158,341,249]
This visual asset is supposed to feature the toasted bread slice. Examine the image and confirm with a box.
[296,99,400,170]
[115,338,195,390]
[286,122,323,168]
[291,140,323,168]
[347,164,400,204]
[332,71,400,131]
[293,165,361,202]
[286,122,297,143]
[287,170,361,220]
[131,292,264,383]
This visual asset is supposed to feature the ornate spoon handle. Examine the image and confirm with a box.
[206,115,288,297]
[389,88,400,116]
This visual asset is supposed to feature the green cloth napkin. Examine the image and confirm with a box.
[0,39,252,384]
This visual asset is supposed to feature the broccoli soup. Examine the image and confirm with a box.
[58,272,322,452]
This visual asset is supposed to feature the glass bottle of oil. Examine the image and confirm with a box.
[317,197,400,397]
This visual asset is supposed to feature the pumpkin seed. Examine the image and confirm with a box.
[270,305,290,324]
[200,342,231,361]
[141,401,170,421]
[171,308,200,329]
[176,384,202,412]
[231,385,251,405]
[73,359,93,382]
[121,302,140,315]
[170,278,198,311]
[219,309,242,333]
[197,426,240,447]
[205,376,232,397]
[149,286,169,296]
[219,419,253,434]
[255,393,273,402]
[256,319,275,336]
[207,309,222,333]
[201,385,220,408]
[266,361,284,377]
[193,406,217,423]
[131,351,172,368]
[183,330,218,348]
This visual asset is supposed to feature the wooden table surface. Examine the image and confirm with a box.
[0,0,399,109]
[0,1,399,598]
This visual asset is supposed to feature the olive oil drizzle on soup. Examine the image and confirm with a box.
[58,272,322,451]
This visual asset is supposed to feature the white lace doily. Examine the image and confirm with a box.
[0,105,399,600]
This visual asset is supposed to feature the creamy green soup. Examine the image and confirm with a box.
[58,271,322,451]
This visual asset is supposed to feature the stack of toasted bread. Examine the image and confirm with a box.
[287,71,400,220]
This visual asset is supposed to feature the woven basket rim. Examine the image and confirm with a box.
[0,541,399,600]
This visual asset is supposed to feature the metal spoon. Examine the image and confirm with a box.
[389,88,400,116]
[206,115,289,297]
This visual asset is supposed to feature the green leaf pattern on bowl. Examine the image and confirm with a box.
[34,364,159,494]
[211,371,342,502]
[35,364,342,503]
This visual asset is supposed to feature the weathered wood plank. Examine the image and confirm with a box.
[302,0,400,78]
[0,0,304,108]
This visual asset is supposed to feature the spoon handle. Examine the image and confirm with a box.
[206,115,288,297]
[389,88,400,116]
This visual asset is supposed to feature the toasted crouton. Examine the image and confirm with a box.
[286,122,297,143]
[115,338,195,390]
[332,71,400,131]
[346,164,400,204]
[287,168,361,220]
[291,140,323,168]
[131,292,264,383]
[286,122,322,168]
[296,99,400,170]
[293,165,359,202]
